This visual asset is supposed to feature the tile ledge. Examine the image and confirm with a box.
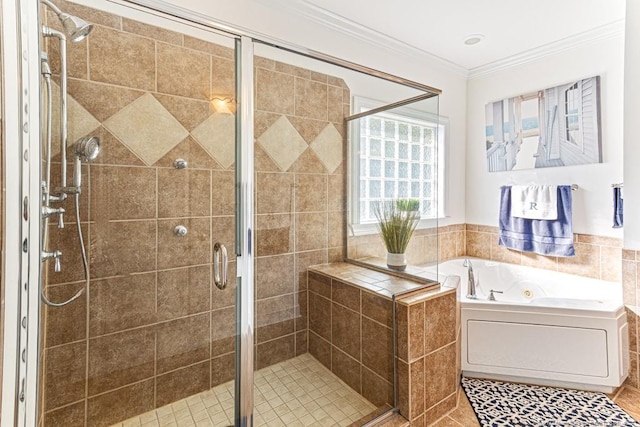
[309,261,444,301]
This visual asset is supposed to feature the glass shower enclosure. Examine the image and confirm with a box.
[36,3,245,425]
[0,0,441,425]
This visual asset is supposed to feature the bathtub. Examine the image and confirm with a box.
[434,258,629,393]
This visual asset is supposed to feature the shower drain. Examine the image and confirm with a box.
[523,289,533,298]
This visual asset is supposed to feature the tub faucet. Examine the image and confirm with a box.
[464,259,477,299]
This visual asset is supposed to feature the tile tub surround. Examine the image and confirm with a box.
[623,249,640,389]
[39,2,349,426]
[348,225,466,266]
[465,224,623,282]
[351,223,623,284]
[395,285,458,425]
[307,263,458,425]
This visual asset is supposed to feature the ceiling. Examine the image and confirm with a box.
[277,0,626,72]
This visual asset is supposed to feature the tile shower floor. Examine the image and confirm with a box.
[110,353,377,427]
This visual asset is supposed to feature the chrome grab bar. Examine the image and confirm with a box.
[213,242,228,290]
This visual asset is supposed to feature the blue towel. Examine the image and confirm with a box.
[498,185,575,257]
[613,187,623,228]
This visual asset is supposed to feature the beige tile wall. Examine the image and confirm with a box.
[307,271,394,410]
[352,222,622,282]
[623,250,639,389]
[465,224,623,282]
[349,224,466,266]
[396,290,458,426]
[40,1,349,426]
[307,264,459,427]
[42,1,238,423]
[253,54,349,370]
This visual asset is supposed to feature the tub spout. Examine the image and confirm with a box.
[465,259,477,299]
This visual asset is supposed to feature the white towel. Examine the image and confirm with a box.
[510,185,558,220]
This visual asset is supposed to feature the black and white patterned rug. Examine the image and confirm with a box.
[461,377,640,427]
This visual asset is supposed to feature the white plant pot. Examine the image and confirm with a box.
[386,252,407,271]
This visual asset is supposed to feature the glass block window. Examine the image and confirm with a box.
[358,112,439,223]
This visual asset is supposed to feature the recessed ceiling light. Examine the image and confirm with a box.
[464,34,485,45]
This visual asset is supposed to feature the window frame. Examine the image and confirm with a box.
[348,96,447,237]
[564,81,584,149]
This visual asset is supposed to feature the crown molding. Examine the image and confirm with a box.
[253,0,623,81]
[468,19,625,79]
[255,0,469,78]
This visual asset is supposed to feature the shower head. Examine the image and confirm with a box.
[73,136,101,162]
[59,13,94,43]
[71,136,100,188]
[41,0,94,43]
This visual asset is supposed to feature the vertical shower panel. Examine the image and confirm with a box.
[38,2,240,425]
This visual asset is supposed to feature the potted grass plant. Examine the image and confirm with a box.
[373,198,421,271]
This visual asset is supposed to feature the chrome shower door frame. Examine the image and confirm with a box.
[235,35,255,427]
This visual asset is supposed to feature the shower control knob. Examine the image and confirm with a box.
[174,225,188,237]
[42,250,63,272]
[42,206,65,218]
[174,159,188,169]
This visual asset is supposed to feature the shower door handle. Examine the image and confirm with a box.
[213,242,228,290]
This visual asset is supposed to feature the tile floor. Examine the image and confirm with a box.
[110,353,377,427]
[611,386,640,422]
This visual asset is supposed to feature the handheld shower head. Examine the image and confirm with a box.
[74,136,101,162]
[72,136,101,188]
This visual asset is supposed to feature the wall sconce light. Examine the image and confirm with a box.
[211,96,235,114]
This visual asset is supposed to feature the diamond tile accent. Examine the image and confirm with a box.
[257,116,307,172]
[104,93,189,166]
[109,354,376,427]
[191,113,236,169]
[51,82,101,157]
[309,123,343,173]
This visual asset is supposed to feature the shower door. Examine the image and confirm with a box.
[35,3,247,425]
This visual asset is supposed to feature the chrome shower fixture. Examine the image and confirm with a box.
[72,136,101,188]
[40,1,97,308]
[40,51,52,76]
[41,0,94,43]
[74,136,101,162]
